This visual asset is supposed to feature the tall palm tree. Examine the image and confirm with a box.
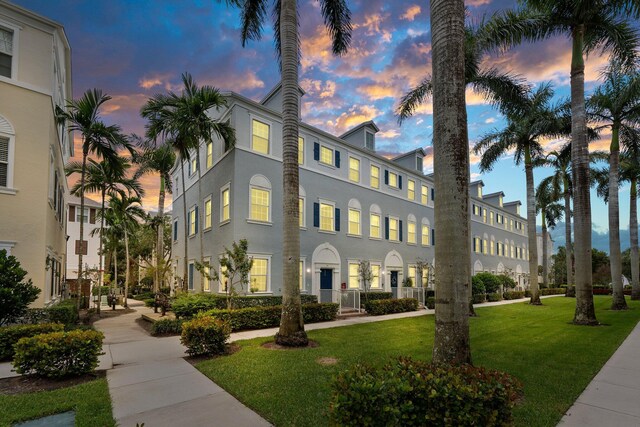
[478,0,640,325]
[56,89,124,306]
[141,73,235,293]
[108,194,146,308]
[474,83,568,305]
[588,62,640,310]
[133,139,176,293]
[67,156,142,314]
[99,209,123,295]
[397,25,527,124]
[537,176,564,288]
[226,0,351,347]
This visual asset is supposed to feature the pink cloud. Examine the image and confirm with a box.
[401,5,422,22]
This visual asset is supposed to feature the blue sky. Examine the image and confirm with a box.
[12,0,633,252]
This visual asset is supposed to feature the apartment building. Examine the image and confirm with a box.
[0,1,72,306]
[170,83,530,301]
[66,195,104,280]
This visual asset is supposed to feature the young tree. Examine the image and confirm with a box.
[357,260,373,304]
[218,239,253,310]
[0,250,40,326]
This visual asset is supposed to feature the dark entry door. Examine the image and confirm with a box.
[320,269,333,303]
[390,271,398,298]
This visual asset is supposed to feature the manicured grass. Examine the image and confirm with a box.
[197,296,640,427]
[0,378,114,427]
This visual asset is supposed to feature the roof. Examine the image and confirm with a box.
[339,120,380,139]
[504,201,522,207]
[67,195,101,208]
[483,191,505,198]
[470,180,485,187]
[259,81,306,105]
[392,148,426,161]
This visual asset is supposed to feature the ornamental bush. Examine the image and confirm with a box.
[172,293,318,318]
[426,297,435,309]
[540,288,566,296]
[363,298,419,316]
[13,329,104,378]
[472,294,486,304]
[359,292,393,307]
[46,299,79,326]
[471,276,485,295]
[0,323,64,361]
[475,272,501,294]
[0,250,41,326]
[180,315,231,356]
[503,291,525,300]
[330,357,522,427]
[150,318,184,336]
[486,293,502,302]
[497,274,517,289]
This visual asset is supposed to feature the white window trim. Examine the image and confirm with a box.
[206,141,213,169]
[203,257,212,292]
[407,220,417,246]
[203,195,212,231]
[318,198,336,234]
[0,130,15,192]
[370,261,382,289]
[364,130,375,150]
[407,179,416,201]
[369,212,382,240]
[188,205,198,237]
[0,240,15,255]
[188,151,198,178]
[347,259,361,290]
[248,184,272,225]
[300,257,307,293]
[248,254,272,294]
[319,144,335,167]
[250,116,272,155]
[388,171,399,189]
[407,264,417,287]
[347,207,362,238]
[173,218,179,242]
[299,196,306,229]
[348,155,360,183]
[0,20,19,81]
[388,215,400,243]
[220,182,231,225]
[370,163,380,189]
[188,260,196,291]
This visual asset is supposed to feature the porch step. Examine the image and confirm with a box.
[337,309,367,319]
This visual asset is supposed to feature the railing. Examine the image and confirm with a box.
[400,287,426,307]
[338,289,361,314]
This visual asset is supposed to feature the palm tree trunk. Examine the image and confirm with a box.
[156,175,166,293]
[609,124,627,310]
[96,188,106,315]
[430,0,471,365]
[77,149,88,310]
[124,227,130,308]
[196,150,204,293]
[180,161,189,292]
[542,215,548,288]
[113,249,117,297]
[571,26,597,325]
[275,0,307,347]
[630,177,639,300]
[525,147,541,305]
[564,178,574,291]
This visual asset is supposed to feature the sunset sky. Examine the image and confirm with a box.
[13,0,635,252]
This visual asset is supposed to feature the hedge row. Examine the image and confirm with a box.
[151,318,184,336]
[359,292,393,306]
[173,293,319,318]
[426,297,435,309]
[363,298,419,316]
[503,291,525,300]
[0,323,65,361]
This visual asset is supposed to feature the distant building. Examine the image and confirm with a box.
[537,232,554,269]
[66,196,103,280]
[0,1,72,306]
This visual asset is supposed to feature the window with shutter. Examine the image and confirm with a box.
[335,150,341,168]
[334,208,340,231]
[0,28,13,78]
[0,137,8,187]
[313,142,320,161]
[313,202,320,227]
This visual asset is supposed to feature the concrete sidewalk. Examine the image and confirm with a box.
[559,321,640,426]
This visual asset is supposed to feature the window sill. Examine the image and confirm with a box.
[300,226,307,231]
[369,236,382,241]
[247,219,272,226]
[203,227,212,233]
[0,187,17,195]
[188,234,197,239]
[319,161,335,169]
[407,242,417,246]
[347,234,362,238]
[318,229,336,235]
[220,220,230,226]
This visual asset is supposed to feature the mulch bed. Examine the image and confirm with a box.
[261,340,319,350]
[0,371,106,395]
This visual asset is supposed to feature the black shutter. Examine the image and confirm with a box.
[385,216,389,240]
[173,220,178,240]
[313,202,319,227]
[195,206,199,233]
[69,205,75,222]
[398,175,403,189]
[384,170,389,185]
[335,208,340,231]
[313,142,320,161]
[431,188,435,200]
[432,228,435,246]
[335,150,341,168]
[399,220,403,242]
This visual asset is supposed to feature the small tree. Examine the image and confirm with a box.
[357,261,373,303]
[0,250,41,326]
[415,258,431,288]
[219,240,253,310]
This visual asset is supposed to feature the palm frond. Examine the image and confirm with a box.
[396,78,433,125]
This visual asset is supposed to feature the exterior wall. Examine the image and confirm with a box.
[65,198,103,278]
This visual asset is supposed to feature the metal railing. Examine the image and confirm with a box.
[338,289,361,314]
[400,287,426,307]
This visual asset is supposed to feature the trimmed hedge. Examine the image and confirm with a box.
[13,329,104,378]
[0,323,65,361]
[426,297,435,309]
[503,291,525,300]
[151,318,184,336]
[47,299,79,326]
[172,293,319,318]
[540,288,566,296]
[593,288,612,295]
[363,298,419,316]
[475,272,501,293]
[359,292,393,306]
[486,293,502,302]
[472,294,486,304]
[330,357,522,426]
[181,315,231,356]
[472,276,485,295]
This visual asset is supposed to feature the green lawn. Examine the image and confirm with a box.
[0,378,114,427]
[197,296,640,427]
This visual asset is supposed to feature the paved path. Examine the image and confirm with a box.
[94,300,270,427]
[559,321,640,426]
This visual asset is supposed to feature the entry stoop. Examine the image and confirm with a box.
[337,309,367,320]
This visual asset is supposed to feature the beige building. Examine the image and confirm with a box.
[0,1,72,306]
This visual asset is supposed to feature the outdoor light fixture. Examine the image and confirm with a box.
[306,268,311,273]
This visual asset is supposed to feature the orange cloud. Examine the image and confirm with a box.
[327,104,382,135]
[401,5,421,22]
[300,78,336,98]
[467,0,491,6]
[377,129,401,139]
[357,84,397,100]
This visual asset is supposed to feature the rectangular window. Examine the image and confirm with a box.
[189,207,197,236]
[474,237,481,253]
[221,187,230,222]
[490,241,495,256]
[483,239,488,255]
[299,260,304,290]
[511,244,515,258]
[203,258,211,292]
[483,208,487,223]
[389,217,399,241]
[252,119,270,154]
[173,219,178,241]
[320,146,333,165]
[365,132,375,150]
[250,187,270,222]
[0,137,9,187]
[421,185,428,205]
[206,142,213,169]
[407,221,416,244]
[349,157,360,182]
[188,261,195,290]
[298,137,304,165]
[478,186,483,198]
[371,264,381,288]
[407,180,415,201]
[510,219,514,231]
[490,211,494,225]
[204,198,212,229]
[348,208,361,236]
[407,266,417,287]
[422,224,430,246]
[249,258,268,292]
[299,198,305,227]
[388,171,398,188]
[416,157,423,172]
[370,165,380,189]
[348,262,359,289]
[473,205,480,216]
[0,28,13,78]
[320,203,334,232]
[190,156,198,175]
[76,207,89,223]
[370,213,381,239]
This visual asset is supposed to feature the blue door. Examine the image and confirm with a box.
[320,269,333,303]
[390,271,398,298]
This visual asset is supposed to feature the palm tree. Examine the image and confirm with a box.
[133,139,176,293]
[56,89,125,306]
[429,0,471,364]
[477,0,640,325]
[587,62,640,310]
[537,176,564,288]
[474,83,568,305]
[108,194,146,308]
[226,0,351,347]
[99,210,123,296]
[397,25,527,124]
[141,73,235,293]
[67,156,142,314]
[544,144,573,291]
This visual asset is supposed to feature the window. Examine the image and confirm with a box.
[249,257,268,292]
[365,132,375,150]
[370,212,381,239]
[478,186,483,198]
[348,262,359,289]
[407,180,415,201]
[320,202,334,232]
[421,185,428,205]
[416,157,423,172]
[510,219,514,231]
[299,260,304,290]
[252,119,270,154]
[490,240,495,256]
[349,157,360,182]
[219,264,228,292]
[189,206,198,236]
[473,204,480,216]
[511,244,515,258]
[388,171,398,188]
[76,207,89,223]
[206,142,213,169]
[499,195,503,207]
[483,208,487,223]
[190,156,197,176]
[483,239,488,255]
[370,165,380,188]
[422,266,429,288]
[221,186,230,222]
[298,137,304,165]
[490,211,494,225]
[250,187,270,222]
[407,220,416,244]
[407,265,417,287]
[497,242,503,256]
[0,28,13,78]
[188,261,195,291]
[204,197,212,229]
[422,224,430,246]
[371,264,381,288]
[0,136,10,187]
[320,145,333,165]
[389,217,399,242]
[474,237,481,253]
[203,258,211,292]
[348,208,361,236]
[173,219,178,241]
[299,198,305,227]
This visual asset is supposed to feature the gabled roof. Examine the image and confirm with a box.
[483,191,505,199]
[339,120,380,139]
[470,180,485,187]
[67,195,101,209]
[392,148,426,161]
[259,82,306,105]
[504,200,522,207]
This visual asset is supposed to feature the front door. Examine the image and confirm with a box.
[320,268,333,303]
[390,271,398,298]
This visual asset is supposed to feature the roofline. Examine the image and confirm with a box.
[504,201,522,206]
[483,191,505,198]
[392,148,426,161]
[1,1,66,34]
[339,120,380,139]
[259,81,306,105]
[470,180,484,187]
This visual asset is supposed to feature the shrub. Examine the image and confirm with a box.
[426,297,435,309]
[426,289,435,298]
[471,294,486,304]
[46,299,79,326]
[359,292,393,306]
[0,250,41,326]
[503,291,525,300]
[540,288,566,296]
[593,288,612,295]
[0,323,64,361]
[471,276,485,295]
[330,357,522,427]
[475,272,501,294]
[303,303,339,323]
[363,298,419,316]
[133,292,155,301]
[486,293,502,302]
[172,293,318,318]
[91,286,110,296]
[497,274,517,289]
[13,329,104,378]
[524,290,531,298]
[143,298,155,308]
[150,318,184,336]
[180,315,231,356]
